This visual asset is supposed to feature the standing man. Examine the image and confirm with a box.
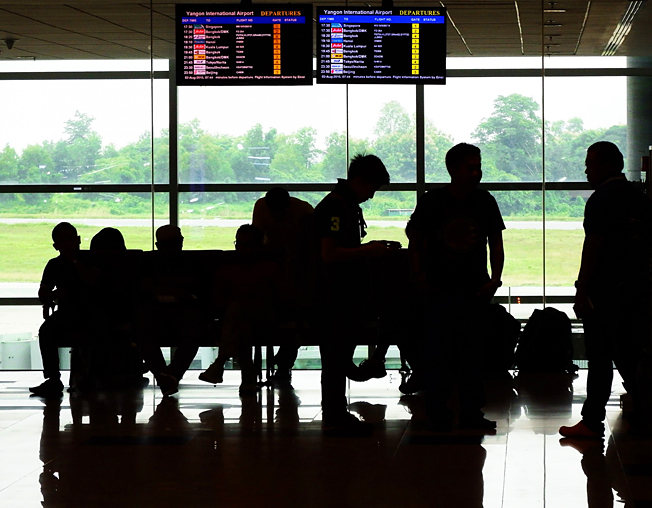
[560,141,651,438]
[314,153,397,436]
[408,142,505,431]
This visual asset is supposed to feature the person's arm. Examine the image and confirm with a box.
[320,237,391,264]
[407,224,431,294]
[38,283,55,305]
[477,230,504,300]
[573,233,604,317]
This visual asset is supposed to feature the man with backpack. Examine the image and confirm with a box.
[560,141,651,439]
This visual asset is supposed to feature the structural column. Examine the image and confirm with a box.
[626,57,652,181]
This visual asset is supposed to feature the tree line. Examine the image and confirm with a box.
[0,94,626,218]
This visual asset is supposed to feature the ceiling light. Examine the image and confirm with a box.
[544,23,563,27]
[544,9,566,13]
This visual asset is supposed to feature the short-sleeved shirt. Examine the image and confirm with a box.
[41,256,87,312]
[409,186,505,296]
[583,175,651,298]
[313,179,370,299]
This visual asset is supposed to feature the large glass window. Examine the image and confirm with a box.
[2,2,649,370]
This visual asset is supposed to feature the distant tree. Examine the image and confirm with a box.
[0,145,19,184]
[374,101,412,137]
[54,111,103,180]
[19,144,56,183]
[472,94,543,181]
[424,119,455,181]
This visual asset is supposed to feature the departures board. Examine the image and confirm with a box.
[317,7,447,84]
[176,4,313,86]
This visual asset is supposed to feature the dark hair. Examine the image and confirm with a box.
[587,141,624,171]
[236,224,264,244]
[348,153,390,186]
[445,143,481,173]
[264,187,290,213]
[52,222,77,242]
[90,227,126,251]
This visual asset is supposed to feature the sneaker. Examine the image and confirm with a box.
[29,379,64,398]
[323,412,374,437]
[459,417,498,432]
[347,359,387,382]
[559,421,604,439]
[157,372,179,397]
[199,366,224,385]
[399,372,425,395]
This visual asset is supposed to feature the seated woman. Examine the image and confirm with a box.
[199,224,284,396]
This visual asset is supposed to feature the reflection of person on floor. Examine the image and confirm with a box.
[30,222,92,398]
[560,435,631,508]
[136,225,201,397]
[408,143,505,432]
[199,224,283,396]
[314,153,397,436]
[252,187,314,382]
[560,142,651,439]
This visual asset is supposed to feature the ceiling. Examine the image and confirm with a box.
[0,0,650,61]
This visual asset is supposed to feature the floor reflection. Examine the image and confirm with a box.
[0,370,650,507]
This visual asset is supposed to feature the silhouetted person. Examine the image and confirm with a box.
[560,141,651,439]
[199,224,282,396]
[252,187,314,382]
[314,153,398,436]
[90,227,127,251]
[30,222,92,398]
[408,143,505,431]
[136,225,201,397]
[88,226,146,389]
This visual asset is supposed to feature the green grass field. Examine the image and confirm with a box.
[0,223,583,286]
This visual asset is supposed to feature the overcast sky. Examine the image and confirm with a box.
[0,56,627,153]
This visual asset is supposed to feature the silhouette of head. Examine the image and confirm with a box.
[155,225,184,252]
[264,187,291,220]
[585,141,623,188]
[234,224,263,258]
[51,222,80,255]
[90,227,126,251]
[446,143,482,189]
[347,153,390,203]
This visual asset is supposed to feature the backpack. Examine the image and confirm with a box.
[482,303,521,379]
[515,307,578,374]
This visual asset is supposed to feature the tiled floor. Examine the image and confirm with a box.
[1,369,651,507]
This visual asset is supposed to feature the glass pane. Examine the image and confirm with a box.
[178,83,348,184]
[360,190,414,248]
[0,194,164,277]
[544,73,626,183]
[180,191,326,249]
[348,85,417,183]
[425,75,544,183]
[0,79,168,185]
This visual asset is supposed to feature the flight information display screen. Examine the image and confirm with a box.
[317,7,446,84]
[176,4,313,86]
